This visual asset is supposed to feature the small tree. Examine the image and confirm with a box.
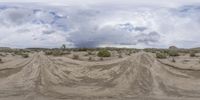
[61,44,66,51]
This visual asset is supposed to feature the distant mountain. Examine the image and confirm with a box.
[191,47,200,50]
[169,46,178,50]
[0,47,11,49]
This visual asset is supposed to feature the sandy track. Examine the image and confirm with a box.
[0,52,200,100]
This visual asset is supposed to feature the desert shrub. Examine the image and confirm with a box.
[14,51,29,58]
[97,49,111,57]
[144,48,157,53]
[88,56,93,61]
[126,51,132,56]
[172,58,176,63]
[131,50,137,53]
[45,51,53,55]
[156,52,167,59]
[65,51,71,55]
[87,51,94,55]
[21,54,29,58]
[100,57,104,61]
[118,54,123,58]
[84,51,94,56]
[11,53,15,56]
[117,50,122,54]
[168,50,179,57]
[77,48,88,51]
[52,51,64,56]
[73,54,79,59]
[190,52,196,57]
[14,51,23,55]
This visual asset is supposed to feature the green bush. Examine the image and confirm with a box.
[22,54,29,58]
[156,52,167,59]
[168,50,179,57]
[97,49,111,57]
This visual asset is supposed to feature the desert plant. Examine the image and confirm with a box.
[61,44,66,51]
[73,54,79,59]
[52,50,64,56]
[66,51,71,54]
[11,53,15,56]
[88,56,93,61]
[22,54,29,58]
[126,51,132,56]
[45,51,53,55]
[156,52,167,59]
[97,49,111,57]
[168,50,179,57]
[172,58,176,63]
[87,51,94,55]
[190,52,196,57]
[100,57,104,61]
[118,54,123,58]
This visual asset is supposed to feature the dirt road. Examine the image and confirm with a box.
[0,52,200,100]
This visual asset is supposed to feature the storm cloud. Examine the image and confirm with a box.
[0,2,199,48]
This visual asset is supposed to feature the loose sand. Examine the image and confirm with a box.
[0,52,200,100]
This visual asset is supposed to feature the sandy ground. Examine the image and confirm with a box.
[0,52,200,100]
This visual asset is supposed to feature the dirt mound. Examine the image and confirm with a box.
[0,52,200,100]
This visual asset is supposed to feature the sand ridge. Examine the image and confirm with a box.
[0,52,200,100]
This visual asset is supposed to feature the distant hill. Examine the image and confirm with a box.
[191,47,200,50]
[169,46,178,50]
[0,47,11,50]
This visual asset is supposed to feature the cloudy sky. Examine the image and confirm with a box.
[0,0,200,48]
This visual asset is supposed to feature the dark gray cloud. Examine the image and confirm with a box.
[135,32,160,44]
[0,4,199,48]
[118,23,147,32]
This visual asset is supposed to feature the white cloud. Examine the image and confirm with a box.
[0,3,199,48]
[0,0,200,7]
